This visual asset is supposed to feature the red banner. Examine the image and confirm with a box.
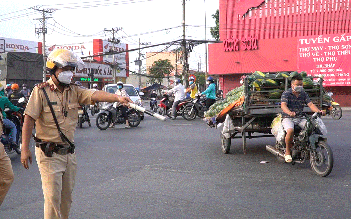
[298,33,351,86]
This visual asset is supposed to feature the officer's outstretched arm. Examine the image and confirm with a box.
[21,115,35,169]
[91,90,132,105]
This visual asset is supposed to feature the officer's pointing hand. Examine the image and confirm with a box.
[118,96,133,105]
[21,149,32,170]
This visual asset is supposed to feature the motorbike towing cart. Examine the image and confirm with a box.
[213,76,333,177]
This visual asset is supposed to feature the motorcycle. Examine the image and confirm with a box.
[96,103,141,130]
[322,92,342,120]
[182,94,207,120]
[150,97,158,113]
[78,104,91,128]
[266,112,333,177]
[90,102,100,116]
[1,108,24,155]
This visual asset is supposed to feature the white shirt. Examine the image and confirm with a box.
[169,83,185,102]
[114,88,129,107]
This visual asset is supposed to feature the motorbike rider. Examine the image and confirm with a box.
[150,90,157,108]
[0,84,21,150]
[92,83,98,89]
[281,74,325,163]
[20,84,31,99]
[201,76,216,109]
[5,84,12,96]
[8,83,25,106]
[186,76,198,99]
[168,79,185,120]
[115,81,131,128]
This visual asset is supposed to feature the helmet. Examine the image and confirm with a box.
[92,83,98,88]
[207,76,214,82]
[117,81,123,88]
[189,76,195,81]
[74,81,82,86]
[11,83,19,90]
[0,84,4,91]
[46,49,83,70]
[175,79,181,84]
[22,83,27,87]
[6,84,11,90]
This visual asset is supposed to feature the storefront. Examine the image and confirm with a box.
[208,0,351,106]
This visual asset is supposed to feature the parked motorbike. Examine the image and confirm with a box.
[78,105,91,128]
[96,103,141,130]
[182,94,207,120]
[150,97,158,113]
[1,107,24,155]
[266,112,333,177]
[322,92,342,120]
[157,93,172,116]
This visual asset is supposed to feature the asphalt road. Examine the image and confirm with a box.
[1,110,351,219]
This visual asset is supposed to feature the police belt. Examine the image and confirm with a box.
[35,141,74,156]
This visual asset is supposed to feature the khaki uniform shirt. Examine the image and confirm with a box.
[24,79,96,144]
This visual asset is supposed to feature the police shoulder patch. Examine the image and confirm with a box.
[37,82,49,89]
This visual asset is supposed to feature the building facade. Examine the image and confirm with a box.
[208,0,351,106]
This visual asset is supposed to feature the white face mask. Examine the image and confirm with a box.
[57,71,73,84]
[206,81,210,85]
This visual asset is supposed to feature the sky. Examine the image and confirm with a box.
[0,0,219,74]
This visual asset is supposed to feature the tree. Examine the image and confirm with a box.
[148,59,174,85]
[210,9,219,41]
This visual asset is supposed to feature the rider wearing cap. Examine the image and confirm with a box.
[201,76,216,109]
[21,49,132,219]
[168,79,185,120]
[8,83,25,106]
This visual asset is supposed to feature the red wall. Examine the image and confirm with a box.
[93,39,103,62]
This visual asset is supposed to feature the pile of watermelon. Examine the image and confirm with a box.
[204,71,318,119]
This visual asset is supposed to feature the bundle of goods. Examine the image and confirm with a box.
[204,71,325,126]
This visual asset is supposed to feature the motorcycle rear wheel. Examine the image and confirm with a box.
[128,111,141,127]
[331,105,342,120]
[310,141,333,177]
[96,113,111,130]
[182,104,197,120]
[220,133,231,154]
[78,117,83,128]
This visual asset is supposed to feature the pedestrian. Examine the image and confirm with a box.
[21,49,132,219]
[8,83,25,106]
[168,79,185,120]
[0,84,15,207]
[201,76,216,109]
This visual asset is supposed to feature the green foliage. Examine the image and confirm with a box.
[148,59,174,85]
[210,9,219,41]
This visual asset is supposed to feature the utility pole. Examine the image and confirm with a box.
[204,0,208,80]
[104,27,122,83]
[32,7,56,82]
[134,39,149,89]
[182,0,188,84]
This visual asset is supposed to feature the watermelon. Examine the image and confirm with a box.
[268,89,283,99]
[300,71,307,78]
[275,72,289,78]
[253,71,266,79]
[264,79,279,87]
[303,77,313,88]
[290,71,300,78]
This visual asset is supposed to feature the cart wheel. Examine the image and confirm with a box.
[221,133,231,154]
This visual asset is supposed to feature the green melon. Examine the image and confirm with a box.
[303,77,313,88]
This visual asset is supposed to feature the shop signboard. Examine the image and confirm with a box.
[0,37,39,53]
[298,33,351,86]
[75,62,113,78]
[47,42,94,57]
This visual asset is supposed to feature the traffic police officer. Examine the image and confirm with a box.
[21,49,132,219]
